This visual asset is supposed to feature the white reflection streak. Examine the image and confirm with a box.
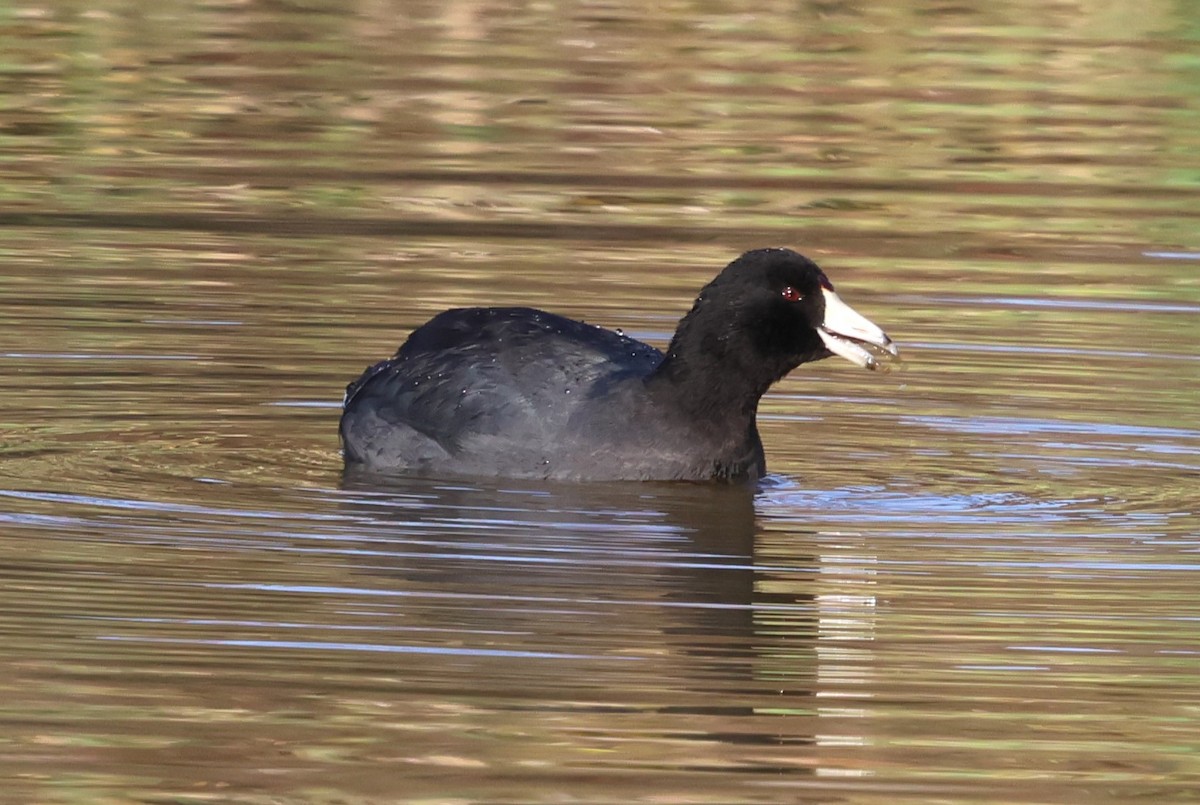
[815,538,878,771]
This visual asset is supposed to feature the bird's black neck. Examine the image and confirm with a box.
[650,311,784,426]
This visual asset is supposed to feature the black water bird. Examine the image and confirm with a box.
[340,248,898,482]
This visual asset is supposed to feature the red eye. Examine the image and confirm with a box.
[781,286,803,302]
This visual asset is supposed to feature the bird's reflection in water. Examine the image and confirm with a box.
[339,469,820,753]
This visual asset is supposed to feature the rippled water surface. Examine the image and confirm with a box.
[2,2,1199,803]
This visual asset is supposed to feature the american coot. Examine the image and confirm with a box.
[340,248,898,482]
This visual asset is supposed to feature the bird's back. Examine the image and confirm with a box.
[340,307,664,477]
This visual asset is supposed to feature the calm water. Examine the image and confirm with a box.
[2,1,1199,803]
